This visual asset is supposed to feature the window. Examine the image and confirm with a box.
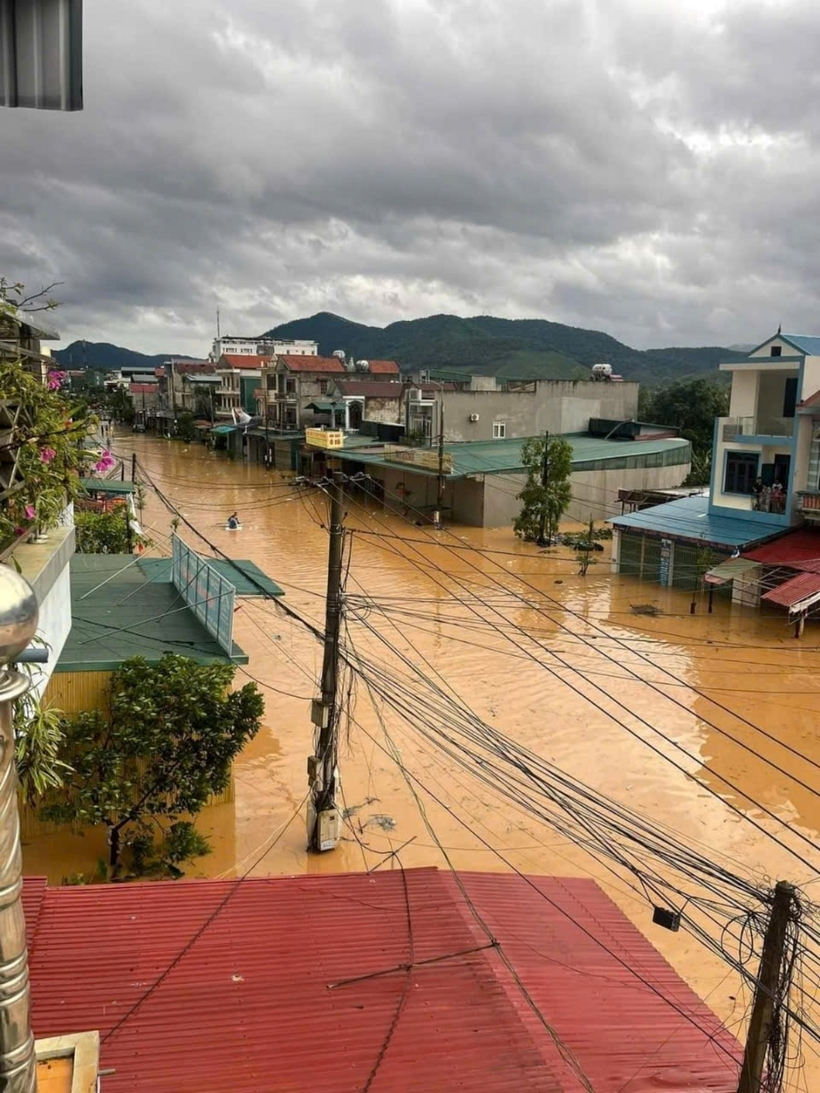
[724,451,758,494]
[783,376,798,417]
[286,378,296,394]
[771,345,782,357]
[493,421,506,439]
[318,380,329,395]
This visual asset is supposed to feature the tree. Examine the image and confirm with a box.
[41,655,264,875]
[639,378,729,486]
[74,507,151,553]
[513,435,573,544]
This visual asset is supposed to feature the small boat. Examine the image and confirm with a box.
[225,521,243,531]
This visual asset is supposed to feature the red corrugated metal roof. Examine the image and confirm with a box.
[278,354,347,373]
[451,873,739,1092]
[25,868,739,1093]
[743,528,820,571]
[762,570,820,609]
[129,383,158,393]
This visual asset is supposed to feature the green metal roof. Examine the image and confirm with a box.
[57,555,248,673]
[305,401,343,412]
[79,478,136,495]
[210,424,238,435]
[609,494,781,550]
[138,557,284,598]
[344,434,690,480]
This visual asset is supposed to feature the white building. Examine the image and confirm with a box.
[210,335,318,361]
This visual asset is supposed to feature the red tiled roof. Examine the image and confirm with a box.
[743,528,820,572]
[762,571,820,609]
[218,354,269,370]
[366,359,401,374]
[25,868,738,1093]
[277,354,347,373]
[129,383,158,394]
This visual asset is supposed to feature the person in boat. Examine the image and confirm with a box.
[227,512,240,529]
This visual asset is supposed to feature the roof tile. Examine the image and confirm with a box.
[277,355,347,373]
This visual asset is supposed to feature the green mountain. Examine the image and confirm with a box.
[268,312,744,383]
[53,343,198,372]
[53,313,745,385]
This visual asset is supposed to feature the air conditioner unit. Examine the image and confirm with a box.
[469,413,480,423]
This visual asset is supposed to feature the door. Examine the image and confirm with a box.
[349,400,363,430]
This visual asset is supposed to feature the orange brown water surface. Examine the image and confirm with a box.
[23,435,820,1086]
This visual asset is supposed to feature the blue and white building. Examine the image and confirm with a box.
[610,331,820,594]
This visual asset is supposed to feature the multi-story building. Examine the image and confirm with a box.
[215,354,267,419]
[210,335,318,361]
[260,354,349,431]
[157,360,216,414]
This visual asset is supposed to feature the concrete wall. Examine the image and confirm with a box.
[729,370,758,417]
[466,458,692,529]
[361,397,402,425]
[439,381,639,443]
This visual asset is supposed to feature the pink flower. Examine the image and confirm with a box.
[95,449,116,473]
[40,447,57,464]
[47,370,67,391]
[25,505,36,521]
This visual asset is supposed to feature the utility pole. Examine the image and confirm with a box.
[131,453,137,483]
[537,430,550,546]
[434,398,445,529]
[124,493,133,553]
[307,471,345,852]
[737,880,796,1093]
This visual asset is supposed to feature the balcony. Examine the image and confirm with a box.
[266,391,296,403]
[721,415,793,442]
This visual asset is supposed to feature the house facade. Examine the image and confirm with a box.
[260,354,348,432]
[711,332,820,527]
[215,354,267,418]
[321,378,405,432]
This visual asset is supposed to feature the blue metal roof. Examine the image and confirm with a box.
[609,494,783,550]
[782,334,820,356]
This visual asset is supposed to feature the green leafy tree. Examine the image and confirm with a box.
[74,507,151,554]
[639,378,729,486]
[513,435,573,544]
[41,655,264,875]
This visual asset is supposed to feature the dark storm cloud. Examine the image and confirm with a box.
[1,0,819,354]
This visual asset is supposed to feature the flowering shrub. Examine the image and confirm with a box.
[0,355,99,549]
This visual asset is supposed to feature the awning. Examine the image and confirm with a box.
[762,572,820,614]
[703,558,759,585]
[79,478,136,496]
[305,401,343,412]
[210,425,238,435]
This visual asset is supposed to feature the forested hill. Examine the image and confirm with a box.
[267,313,744,383]
[55,313,745,385]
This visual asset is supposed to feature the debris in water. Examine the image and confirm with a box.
[342,796,379,820]
[367,814,397,832]
[631,603,662,616]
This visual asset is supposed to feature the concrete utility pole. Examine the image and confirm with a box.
[737,880,797,1093]
[0,566,39,1092]
[434,399,445,530]
[307,472,345,852]
[537,430,550,546]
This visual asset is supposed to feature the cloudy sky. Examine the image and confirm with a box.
[2,0,817,355]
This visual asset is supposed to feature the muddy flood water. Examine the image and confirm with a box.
[23,435,820,1085]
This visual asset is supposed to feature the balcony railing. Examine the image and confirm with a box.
[797,492,820,518]
[721,415,792,441]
